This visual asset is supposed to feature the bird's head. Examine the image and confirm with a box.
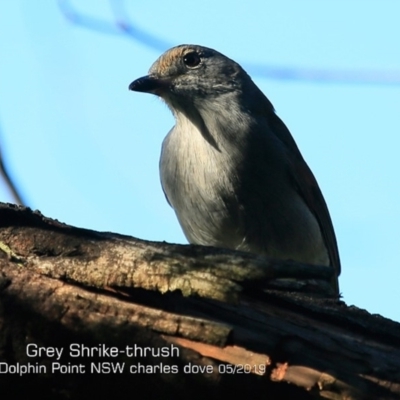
[129,45,252,113]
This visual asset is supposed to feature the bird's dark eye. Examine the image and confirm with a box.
[183,52,201,68]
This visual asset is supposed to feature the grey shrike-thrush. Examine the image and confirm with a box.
[129,44,341,294]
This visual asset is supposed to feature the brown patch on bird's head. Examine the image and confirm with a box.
[149,45,203,77]
[154,47,186,74]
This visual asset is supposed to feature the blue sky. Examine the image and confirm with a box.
[1,1,400,321]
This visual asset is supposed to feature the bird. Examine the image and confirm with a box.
[129,44,340,294]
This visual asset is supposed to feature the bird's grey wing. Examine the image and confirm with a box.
[269,112,341,279]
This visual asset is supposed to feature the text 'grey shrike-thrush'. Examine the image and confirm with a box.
[129,44,341,294]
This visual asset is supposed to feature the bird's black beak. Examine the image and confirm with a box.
[129,75,169,95]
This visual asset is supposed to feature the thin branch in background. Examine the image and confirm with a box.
[57,0,122,36]
[0,123,26,206]
[57,0,171,51]
[109,0,172,51]
[57,0,400,86]
[244,63,400,86]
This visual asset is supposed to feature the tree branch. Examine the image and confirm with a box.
[0,203,399,399]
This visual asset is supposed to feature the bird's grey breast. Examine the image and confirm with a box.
[159,111,244,248]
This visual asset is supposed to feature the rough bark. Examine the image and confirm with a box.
[0,203,399,400]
